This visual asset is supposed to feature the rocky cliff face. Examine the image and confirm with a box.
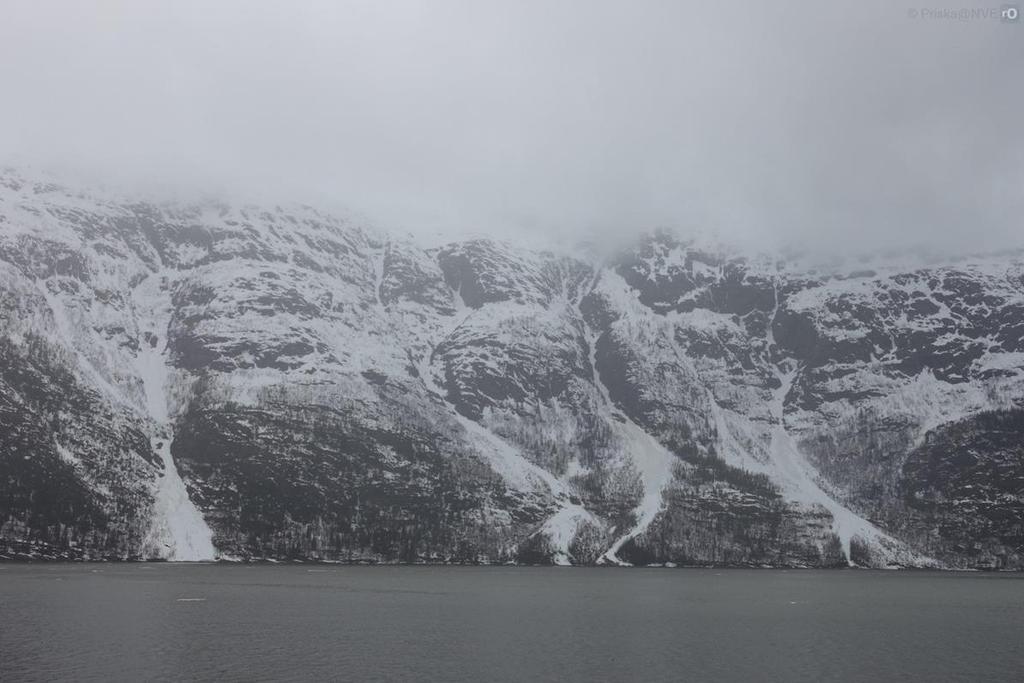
[2,171,1022,568]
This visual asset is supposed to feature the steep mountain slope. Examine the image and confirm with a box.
[1,172,1022,568]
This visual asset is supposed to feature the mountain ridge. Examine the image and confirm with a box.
[2,169,1022,568]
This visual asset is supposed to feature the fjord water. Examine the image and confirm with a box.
[1,565,1021,682]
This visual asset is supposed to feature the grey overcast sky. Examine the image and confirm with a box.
[0,1,1021,253]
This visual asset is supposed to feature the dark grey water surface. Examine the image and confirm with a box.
[1,564,1022,682]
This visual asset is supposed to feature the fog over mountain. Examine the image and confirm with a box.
[2,3,1024,569]
[1,1,1021,254]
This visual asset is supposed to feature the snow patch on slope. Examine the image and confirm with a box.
[41,286,129,408]
[536,505,596,565]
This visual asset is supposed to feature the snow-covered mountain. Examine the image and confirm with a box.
[2,169,1022,568]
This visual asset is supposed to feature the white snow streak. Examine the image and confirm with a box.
[42,269,216,561]
[415,285,604,563]
[134,272,216,562]
[767,367,885,562]
[580,287,674,566]
[598,420,675,565]
[143,436,216,562]
[372,245,386,308]
[762,280,936,566]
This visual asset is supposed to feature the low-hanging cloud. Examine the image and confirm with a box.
[1,0,1021,255]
